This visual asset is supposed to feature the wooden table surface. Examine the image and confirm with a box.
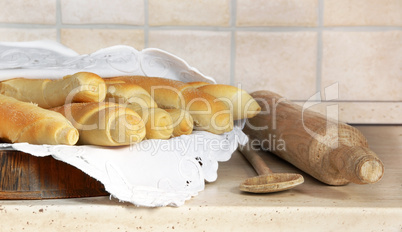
[0,125,401,232]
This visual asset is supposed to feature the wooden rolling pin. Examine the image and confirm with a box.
[243,90,384,185]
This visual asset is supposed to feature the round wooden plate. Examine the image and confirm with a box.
[0,150,108,199]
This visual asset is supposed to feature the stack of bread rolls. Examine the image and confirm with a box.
[0,72,260,146]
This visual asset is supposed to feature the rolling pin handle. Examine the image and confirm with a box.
[329,145,384,184]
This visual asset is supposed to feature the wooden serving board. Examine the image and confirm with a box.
[0,150,108,199]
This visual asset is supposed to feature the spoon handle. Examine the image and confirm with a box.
[238,145,273,176]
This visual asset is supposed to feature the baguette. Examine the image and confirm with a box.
[0,72,106,108]
[105,82,157,109]
[0,94,78,145]
[51,102,145,146]
[164,109,194,137]
[196,84,261,120]
[105,76,233,134]
[128,106,174,140]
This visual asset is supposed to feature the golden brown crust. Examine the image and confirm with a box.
[105,76,190,92]
[105,76,191,109]
[0,94,79,145]
[60,72,107,104]
[0,78,50,107]
[145,108,173,139]
[164,109,194,137]
[105,82,158,108]
[0,72,106,108]
[197,84,261,120]
[104,76,234,134]
[182,88,233,134]
[128,106,174,140]
[51,102,146,146]
[186,81,211,88]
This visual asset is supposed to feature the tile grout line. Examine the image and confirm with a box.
[143,0,149,48]
[229,0,237,86]
[56,0,62,43]
[0,23,401,31]
[292,100,402,103]
[316,0,324,101]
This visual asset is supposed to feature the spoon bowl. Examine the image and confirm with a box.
[240,173,304,193]
[238,144,304,193]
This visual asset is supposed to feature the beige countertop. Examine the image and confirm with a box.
[0,125,401,232]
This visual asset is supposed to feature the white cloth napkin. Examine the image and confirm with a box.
[0,41,248,207]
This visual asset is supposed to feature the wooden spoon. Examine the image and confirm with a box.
[238,145,304,193]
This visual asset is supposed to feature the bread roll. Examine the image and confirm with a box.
[105,76,191,109]
[51,102,145,146]
[128,105,174,140]
[182,88,233,134]
[105,76,233,134]
[0,94,78,145]
[105,82,157,109]
[197,84,261,120]
[0,72,106,108]
[164,109,194,137]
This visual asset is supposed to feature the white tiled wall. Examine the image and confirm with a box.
[236,0,318,26]
[149,0,230,26]
[0,0,56,24]
[322,31,402,101]
[0,0,401,123]
[60,29,145,54]
[148,30,232,85]
[61,0,144,25]
[235,31,317,100]
[324,0,402,26]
